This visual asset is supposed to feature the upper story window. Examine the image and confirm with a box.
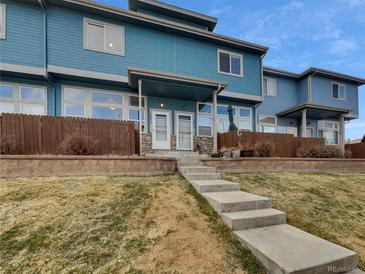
[217,49,243,77]
[263,77,277,96]
[0,83,47,115]
[0,4,6,39]
[84,18,125,56]
[331,82,346,101]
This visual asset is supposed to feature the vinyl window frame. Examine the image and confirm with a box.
[0,3,6,40]
[263,77,277,97]
[196,102,213,137]
[318,120,339,145]
[258,114,277,132]
[83,18,125,56]
[61,86,147,131]
[0,82,47,115]
[331,82,346,101]
[217,49,243,77]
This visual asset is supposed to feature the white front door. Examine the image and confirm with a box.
[152,110,171,150]
[176,112,193,151]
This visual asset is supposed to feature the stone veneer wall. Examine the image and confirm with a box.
[141,133,213,154]
[0,155,176,177]
[194,136,214,153]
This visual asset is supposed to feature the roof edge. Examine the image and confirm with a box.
[61,0,268,54]
[264,66,365,85]
[129,0,217,30]
[277,103,350,117]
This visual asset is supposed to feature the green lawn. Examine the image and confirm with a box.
[223,173,365,269]
[0,175,263,274]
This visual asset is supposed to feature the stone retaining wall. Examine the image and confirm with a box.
[203,158,365,173]
[0,155,176,177]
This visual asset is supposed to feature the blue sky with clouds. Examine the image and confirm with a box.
[100,0,365,140]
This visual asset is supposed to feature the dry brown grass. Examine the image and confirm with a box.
[223,173,365,269]
[0,175,262,274]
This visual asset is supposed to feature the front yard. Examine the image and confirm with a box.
[223,173,365,269]
[0,175,263,274]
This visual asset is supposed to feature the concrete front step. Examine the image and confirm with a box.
[190,179,240,193]
[221,208,286,230]
[202,191,272,213]
[184,172,221,181]
[234,224,358,274]
[178,166,216,174]
[177,160,204,166]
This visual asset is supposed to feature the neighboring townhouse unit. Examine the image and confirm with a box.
[0,0,364,154]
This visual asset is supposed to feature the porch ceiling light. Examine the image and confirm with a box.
[160,102,164,108]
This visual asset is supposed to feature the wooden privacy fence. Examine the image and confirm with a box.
[0,113,139,155]
[345,142,365,158]
[218,131,325,157]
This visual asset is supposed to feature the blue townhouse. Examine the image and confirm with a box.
[0,0,364,154]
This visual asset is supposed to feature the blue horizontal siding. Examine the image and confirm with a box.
[258,76,298,115]
[297,78,308,104]
[0,0,44,68]
[46,6,261,96]
[311,76,358,116]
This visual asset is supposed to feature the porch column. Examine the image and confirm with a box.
[212,90,218,154]
[339,114,345,157]
[301,109,307,137]
[138,79,143,156]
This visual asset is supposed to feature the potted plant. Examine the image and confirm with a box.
[239,142,254,157]
[232,146,241,158]
[220,146,232,158]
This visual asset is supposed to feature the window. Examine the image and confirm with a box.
[197,103,252,136]
[0,83,46,115]
[84,18,125,55]
[331,82,346,100]
[263,77,277,96]
[128,95,146,131]
[318,120,339,145]
[197,103,212,136]
[217,49,243,77]
[0,4,6,39]
[259,115,276,133]
[62,86,147,131]
[306,127,314,137]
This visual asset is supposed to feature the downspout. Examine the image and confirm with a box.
[38,0,56,115]
[254,52,267,131]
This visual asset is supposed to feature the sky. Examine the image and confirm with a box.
[100,0,365,140]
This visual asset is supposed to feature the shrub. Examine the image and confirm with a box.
[345,148,352,158]
[254,141,275,157]
[362,134,365,142]
[0,136,18,154]
[296,145,342,158]
[59,134,98,155]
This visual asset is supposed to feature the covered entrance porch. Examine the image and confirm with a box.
[128,67,227,154]
[277,103,350,155]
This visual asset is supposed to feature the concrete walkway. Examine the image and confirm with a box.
[171,152,363,274]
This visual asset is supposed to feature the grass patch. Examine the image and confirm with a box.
[224,172,365,269]
[0,174,263,273]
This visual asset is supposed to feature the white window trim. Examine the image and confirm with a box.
[0,3,6,40]
[317,120,339,145]
[62,86,147,131]
[258,114,277,132]
[83,18,125,56]
[306,126,315,138]
[127,95,148,132]
[331,81,346,101]
[217,49,243,77]
[196,102,253,137]
[196,102,213,137]
[0,82,47,114]
[263,77,277,97]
